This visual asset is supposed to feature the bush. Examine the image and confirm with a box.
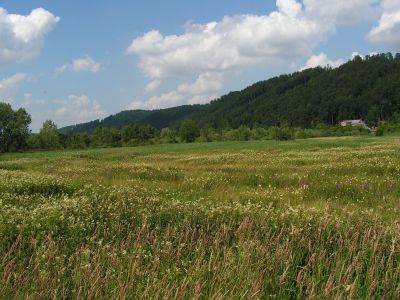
[237,125,251,141]
[294,129,310,139]
[269,126,295,141]
[375,126,384,136]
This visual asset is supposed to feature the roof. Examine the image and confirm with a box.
[341,119,365,124]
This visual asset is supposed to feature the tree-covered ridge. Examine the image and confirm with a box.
[195,53,400,128]
[60,53,400,133]
[60,105,204,134]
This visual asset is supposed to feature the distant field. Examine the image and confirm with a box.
[1,136,400,298]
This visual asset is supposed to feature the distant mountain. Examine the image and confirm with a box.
[60,53,400,134]
[60,105,204,134]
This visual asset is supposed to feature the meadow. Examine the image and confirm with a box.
[1,136,400,299]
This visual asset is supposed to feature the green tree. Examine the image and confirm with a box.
[26,134,41,150]
[160,127,176,143]
[91,127,121,147]
[365,105,381,126]
[199,126,215,142]
[237,125,251,141]
[179,119,199,143]
[269,126,295,141]
[64,133,90,149]
[121,125,136,144]
[39,120,62,150]
[91,127,105,147]
[0,103,31,152]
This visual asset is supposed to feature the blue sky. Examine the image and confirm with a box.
[0,0,398,131]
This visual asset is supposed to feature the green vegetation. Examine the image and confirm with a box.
[4,52,400,153]
[38,120,62,149]
[197,53,400,128]
[1,136,400,298]
[0,103,31,152]
[60,53,400,133]
[179,118,199,142]
[0,101,374,152]
[59,105,203,134]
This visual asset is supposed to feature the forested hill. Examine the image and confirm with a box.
[193,53,400,128]
[60,105,204,134]
[61,53,400,133]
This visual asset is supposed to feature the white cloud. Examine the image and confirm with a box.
[127,100,150,110]
[56,55,101,75]
[127,0,378,109]
[277,0,302,18]
[303,0,378,27]
[0,73,31,103]
[367,0,400,50]
[302,53,345,70]
[52,94,107,127]
[144,80,161,94]
[21,93,46,107]
[146,72,222,109]
[0,7,59,68]
[128,72,223,110]
[351,52,379,59]
[127,5,320,81]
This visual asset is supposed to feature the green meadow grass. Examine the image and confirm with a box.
[1,136,400,299]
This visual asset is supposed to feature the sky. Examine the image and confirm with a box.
[0,0,399,131]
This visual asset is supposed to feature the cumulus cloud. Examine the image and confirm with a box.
[0,73,31,103]
[0,7,59,68]
[302,53,345,70]
[144,80,161,94]
[126,0,378,109]
[277,0,302,18]
[367,0,400,50]
[52,95,107,127]
[56,55,101,75]
[128,72,222,110]
[147,72,222,109]
[303,0,378,27]
[127,3,320,81]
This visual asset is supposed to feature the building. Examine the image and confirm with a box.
[340,119,368,128]
[340,119,374,133]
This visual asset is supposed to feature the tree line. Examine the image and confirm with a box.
[3,52,400,152]
[1,102,376,153]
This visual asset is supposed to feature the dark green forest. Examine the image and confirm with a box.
[198,53,400,128]
[60,53,400,133]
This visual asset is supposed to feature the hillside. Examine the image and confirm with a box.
[60,53,400,133]
[194,53,400,128]
[60,105,204,134]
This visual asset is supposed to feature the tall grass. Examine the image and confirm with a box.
[0,136,399,298]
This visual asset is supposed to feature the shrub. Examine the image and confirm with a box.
[375,126,384,136]
[269,126,295,141]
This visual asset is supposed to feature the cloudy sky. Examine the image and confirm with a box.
[0,0,399,131]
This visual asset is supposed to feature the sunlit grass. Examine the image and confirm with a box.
[1,136,400,298]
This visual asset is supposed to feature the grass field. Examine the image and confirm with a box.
[1,136,400,299]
